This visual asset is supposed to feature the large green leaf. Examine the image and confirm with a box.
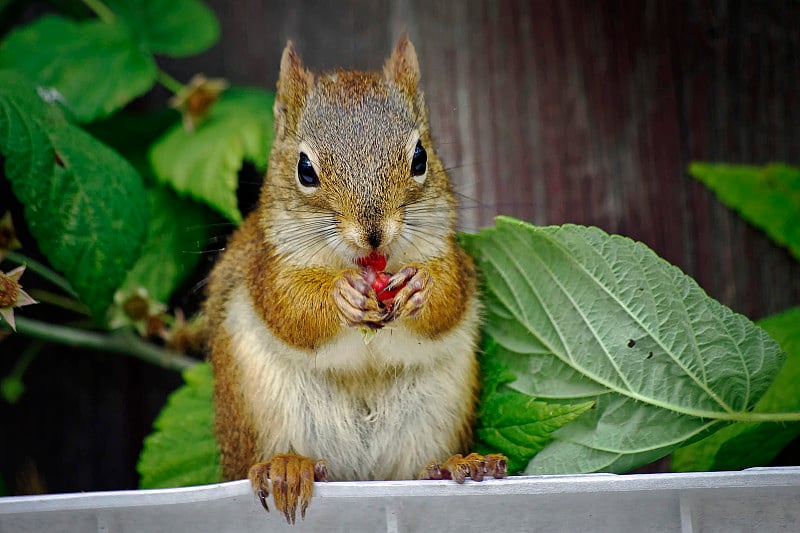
[0,71,55,188]
[105,0,219,57]
[671,306,800,472]
[473,342,594,473]
[149,88,274,222]
[464,217,785,474]
[690,162,800,261]
[138,362,222,488]
[0,71,148,320]
[119,186,214,304]
[0,15,157,122]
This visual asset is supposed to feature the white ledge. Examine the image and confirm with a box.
[2,468,800,532]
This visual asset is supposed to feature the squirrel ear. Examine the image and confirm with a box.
[277,40,314,103]
[384,33,420,98]
[274,41,314,137]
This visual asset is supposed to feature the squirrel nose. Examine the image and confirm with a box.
[366,227,383,249]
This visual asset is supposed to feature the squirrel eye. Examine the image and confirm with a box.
[410,140,427,179]
[297,152,319,187]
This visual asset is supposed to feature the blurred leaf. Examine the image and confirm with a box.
[0,376,24,403]
[0,71,148,320]
[138,362,222,488]
[150,88,274,223]
[689,162,800,261]
[85,110,180,178]
[0,15,157,122]
[464,218,784,474]
[105,0,219,57]
[119,186,214,303]
[671,306,800,472]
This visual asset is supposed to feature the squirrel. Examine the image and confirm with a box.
[204,34,506,524]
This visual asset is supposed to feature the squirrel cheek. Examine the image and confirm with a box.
[339,222,365,251]
[381,217,403,249]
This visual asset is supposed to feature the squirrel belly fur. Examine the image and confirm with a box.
[205,35,482,485]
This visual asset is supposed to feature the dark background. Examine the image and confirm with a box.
[1,0,799,494]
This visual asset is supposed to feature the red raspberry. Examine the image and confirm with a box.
[371,271,401,304]
[357,254,403,305]
[356,253,387,272]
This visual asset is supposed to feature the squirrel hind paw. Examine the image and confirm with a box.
[483,453,508,479]
[418,453,508,484]
[248,453,328,524]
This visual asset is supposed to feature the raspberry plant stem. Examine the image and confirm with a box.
[8,316,197,372]
[5,252,76,298]
[81,0,115,24]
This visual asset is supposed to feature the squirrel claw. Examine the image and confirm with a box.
[256,487,270,512]
[483,453,508,479]
[386,267,430,322]
[249,453,328,524]
[334,270,385,327]
[418,453,508,484]
[381,266,416,294]
[418,460,443,480]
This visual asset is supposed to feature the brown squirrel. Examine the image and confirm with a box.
[205,35,506,524]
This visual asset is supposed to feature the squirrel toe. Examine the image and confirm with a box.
[418,452,508,484]
[333,271,386,327]
[249,453,327,524]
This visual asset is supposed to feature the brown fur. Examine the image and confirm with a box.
[205,35,481,488]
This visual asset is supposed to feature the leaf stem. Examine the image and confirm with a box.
[727,411,800,423]
[81,0,116,24]
[28,289,91,316]
[158,70,185,95]
[8,316,198,372]
[1,339,44,403]
[4,252,77,298]
[10,340,44,379]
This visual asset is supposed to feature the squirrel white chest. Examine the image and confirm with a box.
[222,287,479,480]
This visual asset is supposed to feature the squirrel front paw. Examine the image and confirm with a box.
[418,453,508,483]
[249,453,328,524]
[333,270,386,328]
[384,266,431,322]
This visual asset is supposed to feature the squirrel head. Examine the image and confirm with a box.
[260,35,457,270]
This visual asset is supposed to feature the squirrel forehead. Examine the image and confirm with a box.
[299,71,417,151]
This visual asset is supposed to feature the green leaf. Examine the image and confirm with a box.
[149,88,275,223]
[0,15,157,122]
[689,162,800,261]
[105,0,220,57]
[475,391,594,473]
[671,306,800,472]
[472,340,595,473]
[85,109,180,178]
[138,362,222,488]
[753,309,800,414]
[527,439,681,475]
[1,376,24,404]
[0,71,55,189]
[118,186,214,304]
[0,71,148,320]
[466,217,785,474]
